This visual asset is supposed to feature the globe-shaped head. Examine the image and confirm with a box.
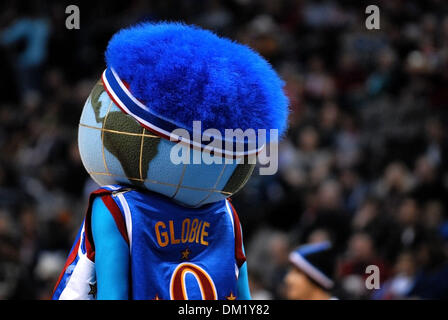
[78,22,289,207]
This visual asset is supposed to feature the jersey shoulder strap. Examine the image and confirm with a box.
[95,185,131,246]
[83,185,131,259]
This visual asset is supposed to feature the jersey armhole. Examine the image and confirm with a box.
[83,189,130,260]
[99,194,130,246]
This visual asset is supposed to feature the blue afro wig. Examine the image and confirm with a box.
[105,22,289,137]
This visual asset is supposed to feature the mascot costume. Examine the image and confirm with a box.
[52,22,288,300]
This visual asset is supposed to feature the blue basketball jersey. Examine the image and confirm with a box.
[53,185,246,300]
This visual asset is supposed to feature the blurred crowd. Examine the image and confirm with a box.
[1,0,448,299]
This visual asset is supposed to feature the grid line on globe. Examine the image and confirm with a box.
[78,118,233,196]
[79,117,231,196]
[77,80,246,205]
[139,128,145,181]
[79,123,160,138]
[101,100,113,175]
[86,171,232,195]
[194,163,228,207]
[170,164,187,199]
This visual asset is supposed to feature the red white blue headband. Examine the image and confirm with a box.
[101,68,264,158]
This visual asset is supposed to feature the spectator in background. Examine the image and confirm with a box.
[338,232,391,299]
[412,155,445,206]
[407,239,448,299]
[247,229,290,299]
[296,180,351,251]
[395,198,428,252]
[248,271,273,300]
[352,197,398,261]
[372,251,417,300]
[0,2,49,97]
[285,241,337,300]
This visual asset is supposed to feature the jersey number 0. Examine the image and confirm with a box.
[169,262,217,300]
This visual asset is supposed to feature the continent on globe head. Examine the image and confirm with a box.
[86,79,255,195]
[89,81,161,187]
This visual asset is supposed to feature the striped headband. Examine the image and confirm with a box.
[288,247,334,290]
[101,68,264,158]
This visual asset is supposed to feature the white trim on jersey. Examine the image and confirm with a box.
[225,200,235,235]
[59,222,96,300]
[103,184,121,191]
[116,193,133,251]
